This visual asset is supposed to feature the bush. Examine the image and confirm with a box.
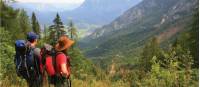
[0,28,26,86]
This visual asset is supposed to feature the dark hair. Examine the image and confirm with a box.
[62,49,68,55]
[28,39,35,43]
[27,32,38,43]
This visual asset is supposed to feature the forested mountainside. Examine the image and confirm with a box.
[81,0,198,59]
[79,0,199,86]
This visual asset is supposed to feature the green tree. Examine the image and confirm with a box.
[31,12,41,36]
[17,10,31,39]
[43,25,48,41]
[188,8,199,68]
[49,13,65,45]
[173,8,199,68]
[139,46,197,87]
[68,48,95,80]
[0,1,21,40]
[0,1,18,29]
[0,28,26,86]
[140,37,162,72]
[68,20,78,41]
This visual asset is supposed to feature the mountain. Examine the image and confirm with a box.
[80,0,198,59]
[9,0,142,26]
[61,0,142,25]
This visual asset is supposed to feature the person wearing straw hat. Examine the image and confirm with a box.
[54,35,74,87]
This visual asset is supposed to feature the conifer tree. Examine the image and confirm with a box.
[18,10,31,38]
[173,9,199,68]
[43,25,48,41]
[49,13,65,45]
[68,20,78,41]
[31,12,40,36]
[140,37,162,72]
[189,9,199,68]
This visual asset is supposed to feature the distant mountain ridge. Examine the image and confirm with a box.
[61,0,142,25]
[9,0,142,26]
[89,0,196,39]
[80,0,198,58]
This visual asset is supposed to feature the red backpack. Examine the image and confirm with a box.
[40,44,71,77]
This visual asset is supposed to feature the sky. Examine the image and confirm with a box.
[11,0,85,12]
[15,0,85,4]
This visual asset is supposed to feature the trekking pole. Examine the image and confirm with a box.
[66,78,69,87]
[69,78,71,87]
[25,47,30,78]
[66,78,71,87]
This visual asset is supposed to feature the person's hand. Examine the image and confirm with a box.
[61,72,70,79]
[66,74,70,79]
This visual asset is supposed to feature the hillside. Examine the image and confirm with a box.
[80,0,198,60]
[61,0,142,25]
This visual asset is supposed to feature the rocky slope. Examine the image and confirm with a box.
[80,0,198,58]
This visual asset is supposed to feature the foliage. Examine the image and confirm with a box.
[17,9,32,39]
[140,37,162,72]
[0,0,198,87]
[0,3,31,86]
[48,13,65,45]
[0,28,27,86]
[31,12,41,36]
[0,2,31,40]
[172,8,199,68]
[68,20,78,41]
[138,46,198,87]
[68,48,96,80]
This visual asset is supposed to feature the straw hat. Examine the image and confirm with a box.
[55,35,74,52]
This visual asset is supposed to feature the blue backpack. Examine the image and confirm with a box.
[14,40,36,79]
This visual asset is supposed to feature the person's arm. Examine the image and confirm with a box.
[61,64,70,78]
[58,54,70,78]
[34,48,42,74]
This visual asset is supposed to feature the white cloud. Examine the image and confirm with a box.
[12,0,85,11]
[15,0,85,4]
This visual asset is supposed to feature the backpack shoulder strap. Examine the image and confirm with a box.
[53,51,65,75]
[56,52,64,56]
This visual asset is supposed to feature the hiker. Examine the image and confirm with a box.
[15,32,42,87]
[54,35,74,87]
[40,35,74,87]
[40,43,55,86]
